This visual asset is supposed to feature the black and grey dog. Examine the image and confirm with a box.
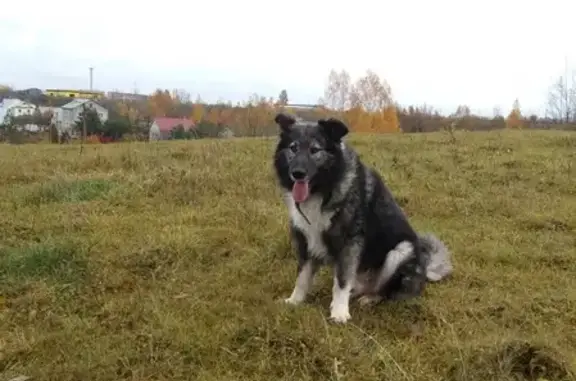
[272,113,453,323]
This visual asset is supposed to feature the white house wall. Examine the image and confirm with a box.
[0,99,37,124]
[54,100,110,135]
[149,122,161,141]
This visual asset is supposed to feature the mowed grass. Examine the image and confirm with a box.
[0,130,575,381]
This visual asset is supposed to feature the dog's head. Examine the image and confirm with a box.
[273,113,349,203]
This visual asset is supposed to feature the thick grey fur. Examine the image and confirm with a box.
[272,113,453,323]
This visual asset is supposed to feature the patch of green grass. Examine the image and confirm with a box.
[17,178,117,206]
[0,130,575,381]
[0,241,88,287]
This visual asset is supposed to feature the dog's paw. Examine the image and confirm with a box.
[329,301,351,323]
[283,297,302,305]
[329,309,351,324]
[358,295,382,307]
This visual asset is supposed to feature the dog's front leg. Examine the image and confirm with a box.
[285,229,319,305]
[330,242,361,323]
[285,259,319,305]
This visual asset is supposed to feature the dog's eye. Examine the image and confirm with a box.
[310,146,322,154]
[289,142,298,153]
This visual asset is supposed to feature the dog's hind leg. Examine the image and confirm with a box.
[358,240,414,305]
[351,270,374,298]
[373,241,414,291]
[358,294,383,306]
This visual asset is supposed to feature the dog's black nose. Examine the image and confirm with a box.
[291,169,307,180]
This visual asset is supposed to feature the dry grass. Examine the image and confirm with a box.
[1,130,575,381]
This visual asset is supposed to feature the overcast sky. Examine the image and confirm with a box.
[1,0,574,116]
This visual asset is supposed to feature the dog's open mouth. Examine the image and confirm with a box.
[292,180,310,203]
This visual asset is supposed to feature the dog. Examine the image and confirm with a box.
[272,113,453,323]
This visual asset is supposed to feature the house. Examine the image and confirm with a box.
[52,98,109,136]
[218,127,235,138]
[149,117,195,141]
[0,99,37,120]
[44,88,104,100]
[0,99,41,131]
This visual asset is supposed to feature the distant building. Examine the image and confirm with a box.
[0,98,41,131]
[52,98,109,136]
[106,91,148,102]
[0,98,36,120]
[218,127,235,138]
[44,89,104,100]
[149,117,195,141]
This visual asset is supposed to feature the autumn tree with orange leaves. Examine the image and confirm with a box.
[147,89,177,117]
[191,97,205,124]
[117,100,141,126]
[382,105,400,132]
[237,94,276,136]
[506,99,524,129]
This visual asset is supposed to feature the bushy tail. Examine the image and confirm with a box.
[418,233,453,282]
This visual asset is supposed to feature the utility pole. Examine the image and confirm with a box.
[89,67,94,91]
[563,56,569,123]
[79,104,87,155]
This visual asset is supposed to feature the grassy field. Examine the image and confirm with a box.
[0,130,575,381]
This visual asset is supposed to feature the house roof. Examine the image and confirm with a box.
[1,99,34,108]
[61,98,91,109]
[61,98,106,110]
[153,117,195,132]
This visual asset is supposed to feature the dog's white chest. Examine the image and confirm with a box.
[285,193,334,260]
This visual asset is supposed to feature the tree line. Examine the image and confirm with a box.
[1,67,575,143]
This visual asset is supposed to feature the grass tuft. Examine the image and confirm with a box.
[16,178,117,206]
[448,340,574,381]
[0,241,88,287]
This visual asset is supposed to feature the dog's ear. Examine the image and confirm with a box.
[274,113,296,133]
[318,118,349,142]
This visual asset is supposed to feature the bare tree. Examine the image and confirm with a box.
[492,106,502,118]
[349,70,392,112]
[451,105,471,118]
[320,69,352,112]
[546,72,576,122]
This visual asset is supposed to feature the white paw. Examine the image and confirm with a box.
[330,312,352,324]
[330,309,351,323]
[426,271,443,282]
[358,295,382,307]
[284,297,302,305]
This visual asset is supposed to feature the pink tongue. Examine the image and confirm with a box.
[292,180,310,203]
